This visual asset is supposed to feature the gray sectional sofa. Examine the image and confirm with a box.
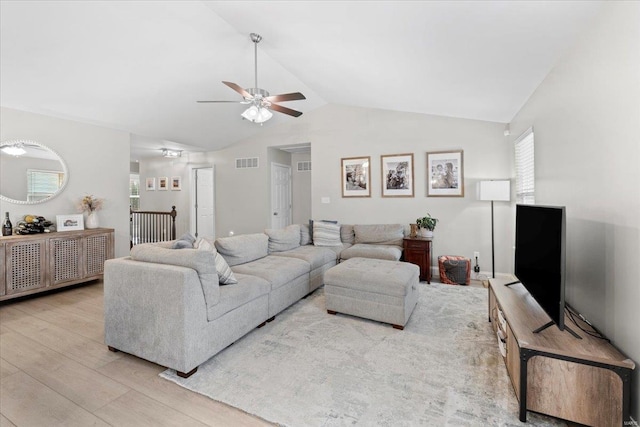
[104,223,406,377]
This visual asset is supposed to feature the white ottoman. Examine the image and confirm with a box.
[324,257,419,330]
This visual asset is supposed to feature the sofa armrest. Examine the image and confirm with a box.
[104,257,208,373]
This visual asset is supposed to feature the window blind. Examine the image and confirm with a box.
[514,127,535,204]
[27,169,63,202]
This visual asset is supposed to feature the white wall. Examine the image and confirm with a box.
[0,107,131,257]
[508,2,640,418]
[291,152,312,224]
[210,104,511,276]
[138,155,192,237]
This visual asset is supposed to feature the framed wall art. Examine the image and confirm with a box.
[341,156,371,197]
[56,214,84,231]
[426,150,464,197]
[158,177,168,191]
[145,177,156,191]
[171,176,181,191]
[381,153,414,197]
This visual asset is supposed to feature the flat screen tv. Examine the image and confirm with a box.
[513,204,575,336]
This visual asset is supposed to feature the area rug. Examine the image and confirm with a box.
[160,283,565,426]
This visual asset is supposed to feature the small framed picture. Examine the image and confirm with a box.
[171,176,181,191]
[341,156,371,197]
[381,153,414,197]
[427,150,464,197]
[146,177,156,191]
[56,214,84,231]
[158,177,168,191]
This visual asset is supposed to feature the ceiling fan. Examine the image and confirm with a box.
[197,33,306,124]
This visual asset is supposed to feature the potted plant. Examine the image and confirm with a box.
[416,214,438,238]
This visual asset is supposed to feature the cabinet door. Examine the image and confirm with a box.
[505,322,521,400]
[6,239,47,294]
[84,233,111,277]
[0,242,5,296]
[405,249,426,279]
[50,236,83,285]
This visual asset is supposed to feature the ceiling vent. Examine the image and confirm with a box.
[297,161,311,172]
[235,157,259,169]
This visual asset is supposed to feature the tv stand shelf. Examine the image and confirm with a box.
[489,278,635,426]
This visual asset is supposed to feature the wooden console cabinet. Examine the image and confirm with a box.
[403,237,431,283]
[489,278,635,426]
[0,228,114,301]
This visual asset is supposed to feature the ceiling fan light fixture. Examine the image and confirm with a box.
[162,148,182,158]
[241,105,273,124]
[1,143,26,156]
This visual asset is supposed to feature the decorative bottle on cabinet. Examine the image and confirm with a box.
[2,212,13,236]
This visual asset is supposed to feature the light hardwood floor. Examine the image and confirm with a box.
[0,280,273,427]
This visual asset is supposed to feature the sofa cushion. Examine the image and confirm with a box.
[323,243,351,260]
[194,237,238,285]
[215,233,269,267]
[130,243,220,308]
[271,245,336,270]
[299,223,311,246]
[231,255,310,290]
[354,224,404,246]
[340,224,356,245]
[340,243,403,261]
[313,221,342,247]
[171,232,196,249]
[265,224,301,253]
[206,273,270,322]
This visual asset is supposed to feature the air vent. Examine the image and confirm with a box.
[297,161,311,172]
[235,157,259,169]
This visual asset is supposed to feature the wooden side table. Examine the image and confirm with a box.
[403,237,432,283]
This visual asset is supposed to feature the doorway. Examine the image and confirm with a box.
[190,167,215,238]
[271,163,292,229]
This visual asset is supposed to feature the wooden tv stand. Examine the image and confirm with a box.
[488,278,635,426]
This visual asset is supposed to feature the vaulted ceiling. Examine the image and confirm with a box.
[0,1,604,158]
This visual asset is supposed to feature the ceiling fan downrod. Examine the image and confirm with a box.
[250,33,262,91]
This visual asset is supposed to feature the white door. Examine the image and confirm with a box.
[271,163,291,229]
[192,167,215,238]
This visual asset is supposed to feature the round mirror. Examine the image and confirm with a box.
[0,140,69,205]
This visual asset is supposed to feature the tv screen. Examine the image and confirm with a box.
[514,204,566,331]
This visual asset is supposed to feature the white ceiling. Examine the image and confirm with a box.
[0,1,603,159]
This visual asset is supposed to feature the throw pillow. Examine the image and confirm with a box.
[265,224,301,253]
[309,219,338,243]
[172,232,196,249]
[194,237,238,285]
[299,223,311,245]
[312,221,342,247]
[340,224,355,244]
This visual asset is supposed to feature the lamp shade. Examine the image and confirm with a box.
[478,180,511,201]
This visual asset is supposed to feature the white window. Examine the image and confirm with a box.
[514,127,535,204]
[27,169,64,202]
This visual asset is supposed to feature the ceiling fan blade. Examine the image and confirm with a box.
[265,92,306,103]
[197,100,243,103]
[270,103,303,117]
[222,81,252,99]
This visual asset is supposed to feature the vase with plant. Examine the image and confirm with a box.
[79,195,103,229]
[416,213,438,238]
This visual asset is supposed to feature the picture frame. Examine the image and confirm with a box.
[426,150,464,197]
[145,177,156,191]
[56,214,84,231]
[341,156,371,198]
[171,176,181,191]
[158,177,168,191]
[381,153,414,197]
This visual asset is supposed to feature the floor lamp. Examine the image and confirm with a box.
[478,180,511,278]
